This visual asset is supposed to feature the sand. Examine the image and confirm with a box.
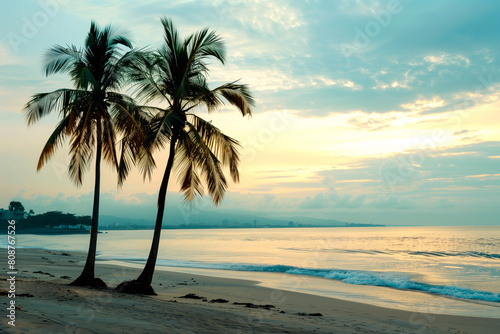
[0,247,499,333]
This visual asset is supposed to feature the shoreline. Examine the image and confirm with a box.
[1,248,499,333]
[105,258,500,319]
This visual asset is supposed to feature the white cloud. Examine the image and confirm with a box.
[372,70,415,90]
[451,85,500,107]
[424,53,470,70]
[347,111,407,131]
[215,0,305,33]
[212,66,361,92]
[314,76,362,90]
[212,66,302,91]
[401,96,445,112]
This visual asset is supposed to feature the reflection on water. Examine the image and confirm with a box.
[7,226,500,317]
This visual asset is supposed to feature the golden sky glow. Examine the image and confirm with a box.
[1,0,499,225]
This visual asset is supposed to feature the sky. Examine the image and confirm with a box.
[0,0,499,226]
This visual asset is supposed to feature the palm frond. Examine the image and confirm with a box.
[178,124,228,205]
[68,103,95,186]
[186,27,225,70]
[210,82,254,116]
[37,112,76,170]
[23,89,88,125]
[174,138,204,202]
[108,92,147,141]
[188,115,241,182]
[137,145,157,181]
[160,17,182,65]
[144,108,181,150]
[44,45,83,76]
[116,137,136,186]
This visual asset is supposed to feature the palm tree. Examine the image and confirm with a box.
[115,17,254,294]
[23,22,143,288]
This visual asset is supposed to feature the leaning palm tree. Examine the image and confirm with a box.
[115,17,254,294]
[23,22,143,288]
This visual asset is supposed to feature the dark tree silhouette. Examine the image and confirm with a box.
[23,22,144,288]
[8,201,25,213]
[115,17,254,294]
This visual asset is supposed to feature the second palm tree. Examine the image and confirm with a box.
[115,17,254,294]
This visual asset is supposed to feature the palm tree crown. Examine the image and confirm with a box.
[24,22,142,185]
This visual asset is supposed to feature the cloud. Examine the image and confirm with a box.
[401,96,445,112]
[300,191,366,209]
[424,53,471,70]
[372,70,415,90]
[347,111,404,131]
[369,195,416,209]
[1,0,500,228]
[213,0,305,33]
[0,43,20,65]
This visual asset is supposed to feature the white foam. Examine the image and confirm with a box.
[153,260,500,303]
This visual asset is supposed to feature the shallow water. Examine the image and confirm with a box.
[6,226,500,318]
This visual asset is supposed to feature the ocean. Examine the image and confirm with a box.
[5,226,500,318]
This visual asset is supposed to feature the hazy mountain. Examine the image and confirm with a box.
[99,210,351,229]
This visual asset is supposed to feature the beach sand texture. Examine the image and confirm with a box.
[1,248,499,333]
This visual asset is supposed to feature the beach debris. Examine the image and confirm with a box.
[33,270,53,276]
[233,302,276,310]
[17,293,34,297]
[0,289,8,296]
[209,299,229,303]
[60,276,72,280]
[176,293,208,301]
[297,312,323,317]
[61,252,71,256]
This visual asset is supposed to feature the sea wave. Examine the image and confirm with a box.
[152,259,500,303]
[281,248,500,260]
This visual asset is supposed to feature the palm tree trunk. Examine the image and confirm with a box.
[115,136,177,295]
[137,136,177,284]
[70,119,106,288]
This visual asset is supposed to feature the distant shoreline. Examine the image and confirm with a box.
[14,224,386,234]
[14,227,91,235]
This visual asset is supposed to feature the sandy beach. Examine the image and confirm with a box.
[0,247,498,333]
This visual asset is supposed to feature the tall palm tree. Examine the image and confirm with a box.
[23,22,143,288]
[115,17,254,294]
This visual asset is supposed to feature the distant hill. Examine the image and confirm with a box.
[98,209,359,230]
